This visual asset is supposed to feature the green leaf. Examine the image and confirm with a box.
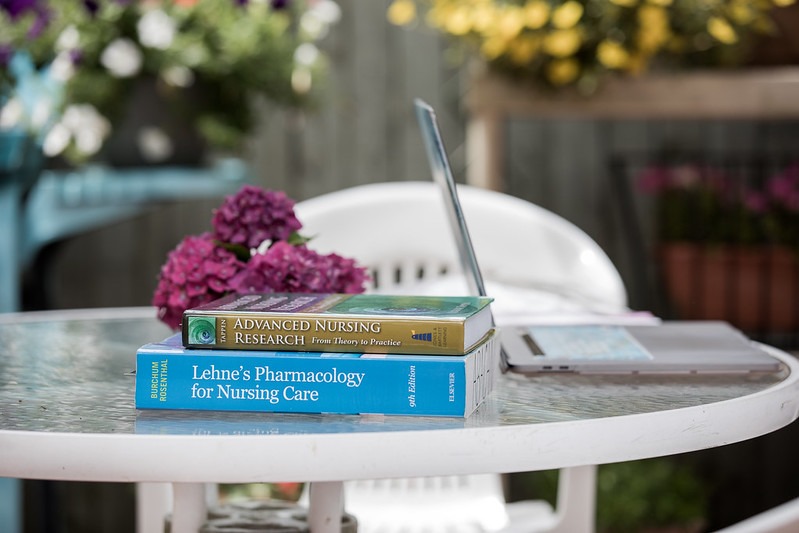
[287,231,314,246]
[216,241,251,261]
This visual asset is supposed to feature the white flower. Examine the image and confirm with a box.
[50,51,75,83]
[138,127,173,162]
[162,65,195,88]
[294,43,320,66]
[100,38,143,78]
[310,0,342,25]
[56,25,80,51]
[300,12,326,40]
[138,9,176,50]
[291,67,312,94]
[46,104,111,157]
[0,97,24,130]
[300,0,341,39]
[42,123,71,156]
[74,127,104,156]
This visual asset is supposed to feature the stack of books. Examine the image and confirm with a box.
[135,293,499,417]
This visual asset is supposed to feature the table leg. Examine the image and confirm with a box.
[171,482,207,533]
[308,481,344,533]
[136,482,172,533]
[552,465,597,533]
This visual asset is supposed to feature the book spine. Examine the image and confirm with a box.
[136,351,476,417]
[183,312,467,355]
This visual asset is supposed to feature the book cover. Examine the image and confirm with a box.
[136,330,498,417]
[182,293,494,356]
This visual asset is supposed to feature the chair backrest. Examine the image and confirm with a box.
[294,181,627,309]
[294,182,615,532]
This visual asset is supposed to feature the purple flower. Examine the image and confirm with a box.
[69,48,84,65]
[228,241,369,294]
[152,233,246,329]
[767,163,799,212]
[1,0,38,19]
[271,0,290,9]
[323,252,372,293]
[153,186,369,329]
[212,185,303,249]
[82,0,99,15]
[743,191,768,214]
[26,7,49,37]
[1,0,52,38]
[638,166,671,194]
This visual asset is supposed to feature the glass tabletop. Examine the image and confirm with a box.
[0,309,789,437]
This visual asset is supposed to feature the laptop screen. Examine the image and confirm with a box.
[414,98,488,299]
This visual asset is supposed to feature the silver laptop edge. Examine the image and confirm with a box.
[414,99,487,298]
[414,98,513,371]
[412,98,779,375]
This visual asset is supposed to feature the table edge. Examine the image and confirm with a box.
[1,310,797,483]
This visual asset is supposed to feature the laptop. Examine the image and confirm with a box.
[413,98,781,375]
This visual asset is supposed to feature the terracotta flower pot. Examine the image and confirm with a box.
[658,243,799,333]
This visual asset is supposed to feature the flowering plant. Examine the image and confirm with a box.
[387,0,795,90]
[638,161,799,249]
[152,185,369,329]
[0,0,339,163]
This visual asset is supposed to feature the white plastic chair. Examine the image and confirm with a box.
[292,180,628,533]
[710,497,799,533]
[136,181,626,533]
[294,180,627,318]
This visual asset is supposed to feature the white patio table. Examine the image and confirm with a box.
[1,308,797,533]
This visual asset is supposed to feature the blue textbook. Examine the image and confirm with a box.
[135,331,498,417]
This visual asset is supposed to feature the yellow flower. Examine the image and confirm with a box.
[552,1,584,29]
[524,1,550,29]
[637,5,670,52]
[409,0,779,91]
[707,16,738,44]
[425,4,449,29]
[481,35,510,59]
[444,6,473,36]
[387,0,417,26]
[597,40,630,69]
[497,6,525,39]
[546,58,580,85]
[543,28,582,57]
[508,35,541,64]
[728,2,754,25]
[471,3,498,34]
[609,0,638,7]
[638,4,668,27]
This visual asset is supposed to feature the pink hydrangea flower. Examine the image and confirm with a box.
[637,166,671,194]
[228,241,369,294]
[152,233,246,329]
[767,163,799,212]
[212,185,303,249]
[153,185,370,329]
